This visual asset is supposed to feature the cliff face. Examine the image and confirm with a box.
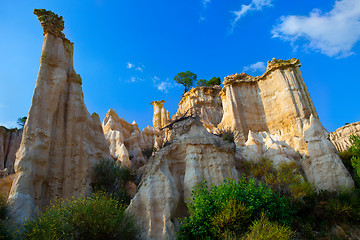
[330,122,360,152]
[0,127,22,176]
[219,58,317,154]
[102,108,155,167]
[126,118,238,239]
[173,86,223,132]
[8,9,110,221]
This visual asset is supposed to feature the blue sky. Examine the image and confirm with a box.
[0,0,359,132]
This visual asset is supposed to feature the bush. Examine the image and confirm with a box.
[206,77,221,86]
[0,195,13,240]
[219,128,236,143]
[350,134,360,185]
[22,192,140,240]
[243,213,294,240]
[177,177,293,239]
[92,159,135,204]
[196,79,207,87]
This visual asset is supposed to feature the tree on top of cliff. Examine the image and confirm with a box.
[206,77,221,86]
[17,116,27,128]
[174,71,197,95]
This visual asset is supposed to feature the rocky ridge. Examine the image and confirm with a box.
[330,121,360,152]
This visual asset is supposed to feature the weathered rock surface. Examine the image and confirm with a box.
[173,86,223,132]
[126,118,238,239]
[303,115,354,191]
[102,108,155,167]
[151,100,170,130]
[8,9,110,222]
[330,121,360,152]
[219,58,317,154]
[0,127,22,176]
[0,174,16,199]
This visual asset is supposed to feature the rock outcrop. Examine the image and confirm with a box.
[0,127,22,176]
[173,86,223,132]
[330,122,360,152]
[102,108,155,167]
[303,115,354,191]
[8,9,110,222]
[219,58,317,154]
[151,100,170,130]
[126,118,238,239]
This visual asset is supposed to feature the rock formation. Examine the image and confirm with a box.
[102,108,155,167]
[0,127,22,176]
[303,115,354,191]
[126,118,238,239]
[7,9,110,222]
[330,121,360,152]
[219,58,317,154]
[173,86,223,132]
[151,100,170,130]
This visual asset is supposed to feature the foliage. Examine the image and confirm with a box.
[0,195,13,240]
[349,134,360,185]
[244,158,314,201]
[196,79,207,87]
[242,213,294,240]
[219,128,236,143]
[177,177,293,239]
[22,192,140,240]
[174,71,197,95]
[92,159,135,204]
[206,77,221,86]
[17,116,27,128]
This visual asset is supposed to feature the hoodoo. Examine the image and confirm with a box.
[7,9,110,221]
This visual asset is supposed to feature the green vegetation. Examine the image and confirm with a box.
[0,195,13,240]
[218,128,236,143]
[92,159,135,205]
[22,192,140,240]
[174,71,197,95]
[196,77,221,87]
[349,134,360,185]
[17,117,27,128]
[243,213,294,240]
[177,177,293,239]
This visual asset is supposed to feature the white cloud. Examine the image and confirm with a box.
[126,62,134,69]
[272,0,360,57]
[203,0,211,8]
[127,76,143,83]
[243,61,266,73]
[230,0,272,31]
[135,66,143,72]
[153,76,173,93]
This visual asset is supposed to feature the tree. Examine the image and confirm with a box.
[174,71,197,95]
[206,77,221,86]
[196,79,207,87]
[17,116,27,128]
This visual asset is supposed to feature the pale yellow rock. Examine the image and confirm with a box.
[118,143,132,168]
[126,118,238,239]
[330,122,360,152]
[0,127,22,175]
[218,58,317,154]
[151,100,170,130]
[174,86,223,132]
[7,10,110,222]
[303,115,354,191]
[0,174,16,199]
[102,108,155,167]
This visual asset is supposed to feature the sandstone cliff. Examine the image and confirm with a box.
[102,108,155,168]
[173,86,223,132]
[0,127,22,176]
[219,58,317,154]
[126,118,238,239]
[330,121,360,152]
[8,9,110,222]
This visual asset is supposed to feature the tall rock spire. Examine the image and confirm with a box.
[8,9,110,222]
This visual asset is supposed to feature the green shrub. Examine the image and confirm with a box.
[22,192,140,240]
[177,177,293,239]
[243,213,294,240]
[219,128,236,143]
[349,134,360,185]
[206,77,221,86]
[92,159,135,204]
[196,79,207,87]
[0,195,13,240]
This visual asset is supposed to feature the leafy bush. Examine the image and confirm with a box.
[349,134,360,185]
[196,79,207,87]
[206,77,221,86]
[22,192,140,240]
[245,158,314,201]
[0,195,13,240]
[219,128,236,143]
[243,213,294,240]
[92,159,135,204]
[177,177,293,239]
